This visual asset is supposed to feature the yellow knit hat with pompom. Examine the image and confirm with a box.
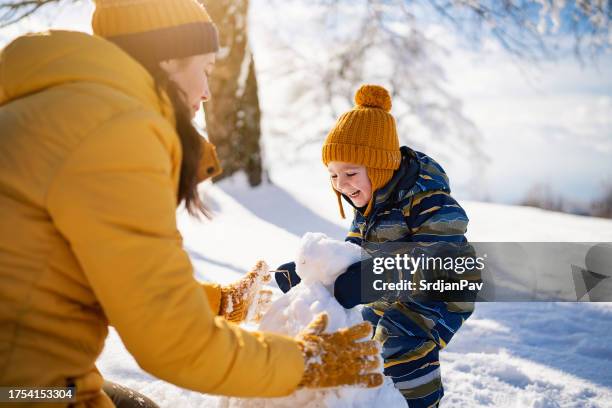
[322,84,401,218]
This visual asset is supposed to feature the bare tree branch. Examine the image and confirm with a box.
[0,0,74,28]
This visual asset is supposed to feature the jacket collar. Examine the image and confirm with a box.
[344,146,451,218]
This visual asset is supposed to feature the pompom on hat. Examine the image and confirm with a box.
[92,0,219,65]
[322,84,401,218]
[354,84,393,111]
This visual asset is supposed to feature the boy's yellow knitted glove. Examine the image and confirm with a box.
[295,313,384,389]
[220,260,272,323]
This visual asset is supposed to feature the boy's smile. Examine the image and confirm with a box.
[327,161,373,208]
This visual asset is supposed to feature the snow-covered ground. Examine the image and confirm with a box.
[98,171,612,408]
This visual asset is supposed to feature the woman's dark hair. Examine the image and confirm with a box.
[111,47,210,218]
[150,65,210,218]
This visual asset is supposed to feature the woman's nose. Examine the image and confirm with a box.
[201,82,211,102]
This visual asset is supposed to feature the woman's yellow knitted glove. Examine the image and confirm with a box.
[295,313,384,389]
[220,260,272,323]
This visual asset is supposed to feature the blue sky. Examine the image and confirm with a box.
[441,32,612,205]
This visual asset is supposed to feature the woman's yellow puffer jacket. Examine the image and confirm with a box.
[0,31,303,407]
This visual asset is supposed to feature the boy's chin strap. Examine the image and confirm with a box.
[362,197,375,217]
[336,191,346,219]
[334,187,377,219]
[331,181,346,219]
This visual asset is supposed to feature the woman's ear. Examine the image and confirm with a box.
[159,59,179,75]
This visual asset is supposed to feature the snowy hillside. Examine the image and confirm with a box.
[97,171,612,408]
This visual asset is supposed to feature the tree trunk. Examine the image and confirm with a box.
[200,0,263,186]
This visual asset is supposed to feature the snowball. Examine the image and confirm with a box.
[221,233,407,408]
[295,232,362,287]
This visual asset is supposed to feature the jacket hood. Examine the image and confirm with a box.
[369,146,452,211]
[342,146,452,215]
[0,30,172,119]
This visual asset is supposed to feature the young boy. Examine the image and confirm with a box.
[276,84,474,407]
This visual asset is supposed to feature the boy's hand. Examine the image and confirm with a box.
[295,313,383,389]
[274,261,301,293]
[220,260,272,323]
[333,260,365,309]
[334,258,384,309]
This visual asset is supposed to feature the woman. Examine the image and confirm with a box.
[0,1,382,407]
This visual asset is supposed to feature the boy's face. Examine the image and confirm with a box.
[328,162,372,208]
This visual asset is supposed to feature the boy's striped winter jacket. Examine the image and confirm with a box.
[344,146,476,405]
[323,145,476,347]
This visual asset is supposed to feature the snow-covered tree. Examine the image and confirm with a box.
[201,0,265,186]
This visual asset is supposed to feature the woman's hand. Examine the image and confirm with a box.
[295,313,383,389]
[220,260,272,323]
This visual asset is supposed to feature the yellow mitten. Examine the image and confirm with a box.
[295,313,383,389]
[220,260,271,323]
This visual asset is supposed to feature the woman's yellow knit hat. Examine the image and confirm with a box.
[92,0,218,64]
[322,84,401,218]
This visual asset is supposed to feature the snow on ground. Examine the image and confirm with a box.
[98,171,612,407]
